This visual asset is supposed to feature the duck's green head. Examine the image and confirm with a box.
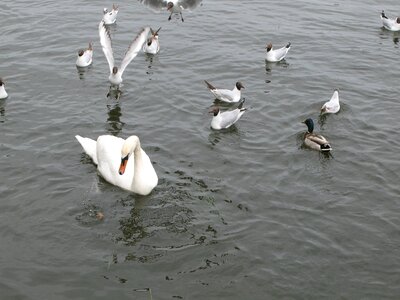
[303,118,314,133]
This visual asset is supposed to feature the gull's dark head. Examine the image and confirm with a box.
[266,43,273,52]
[167,2,174,10]
[78,49,84,56]
[113,66,118,74]
[209,107,220,117]
[236,82,244,90]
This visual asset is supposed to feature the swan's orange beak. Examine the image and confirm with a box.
[119,156,129,175]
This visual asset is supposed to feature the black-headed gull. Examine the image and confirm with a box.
[265,42,291,62]
[0,78,8,99]
[143,27,161,54]
[381,10,400,31]
[204,80,244,103]
[321,89,340,114]
[76,42,93,67]
[302,118,332,152]
[209,100,247,130]
[103,4,119,25]
[98,21,150,97]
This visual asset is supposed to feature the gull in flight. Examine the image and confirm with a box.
[99,21,150,98]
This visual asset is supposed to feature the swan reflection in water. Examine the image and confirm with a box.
[138,0,202,22]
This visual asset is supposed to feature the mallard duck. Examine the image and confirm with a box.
[302,118,332,152]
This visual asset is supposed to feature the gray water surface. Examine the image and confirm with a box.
[1,0,400,299]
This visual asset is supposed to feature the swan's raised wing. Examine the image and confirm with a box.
[98,21,114,74]
[119,27,150,76]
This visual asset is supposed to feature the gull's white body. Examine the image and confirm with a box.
[209,85,241,103]
[211,107,247,130]
[205,81,244,103]
[321,90,340,114]
[381,12,400,31]
[143,36,160,54]
[0,83,8,99]
[265,44,291,62]
[99,21,150,86]
[75,135,158,195]
[76,44,93,67]
[103,6,119,25]
[167,0,184,13]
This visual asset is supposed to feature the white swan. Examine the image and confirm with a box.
[75,135,158,195]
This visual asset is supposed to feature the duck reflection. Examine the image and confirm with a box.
[106,102,124,135]
[138,0,202,22]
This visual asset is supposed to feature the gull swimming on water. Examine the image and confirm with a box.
[381,10,400,31]
[76,42,93,67]
[321,89,340,114]
[204,80,244,103]
[265,42,291,62]
[103,4,119,25]
[99,21,150,98]
[209,100,247,130]
[0,78,8,99]
[302,118,332,152]
[142,27,161,54]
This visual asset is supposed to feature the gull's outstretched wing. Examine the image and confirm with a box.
[138,0,202,12]
[98,21,114,74]
[119,27,150,76]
